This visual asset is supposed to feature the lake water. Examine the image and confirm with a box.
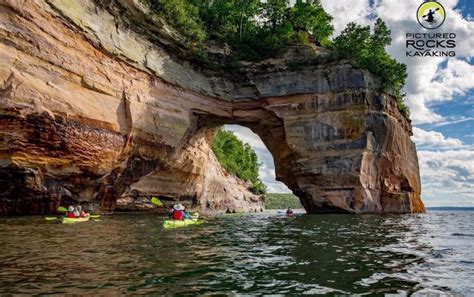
[1,210,473,295]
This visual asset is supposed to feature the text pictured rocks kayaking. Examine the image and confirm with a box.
[405,33,456,57]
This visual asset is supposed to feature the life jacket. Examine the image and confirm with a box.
[66,212,75,218]
[79,211,87,218]
[172,210,184,220]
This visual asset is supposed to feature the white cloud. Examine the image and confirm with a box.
[431,116,474,127]
[418,149,474,206]
[422,58,474,103]
[412,127,463,148]
[320,0,373,35]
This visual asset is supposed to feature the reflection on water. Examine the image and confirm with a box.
[0,211,473,295]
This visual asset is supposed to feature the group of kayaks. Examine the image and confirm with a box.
[47,210,299,227]
[45,205,202,228]
[46,213,202,228]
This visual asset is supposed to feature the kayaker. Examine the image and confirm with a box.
[66,206,76,218]
[286,207,294,216]
[77,205,88,218]
[169,204,185,220]
[73,205,80,218]
[183,211,192,219]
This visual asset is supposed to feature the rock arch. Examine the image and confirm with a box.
[0,0,424,215]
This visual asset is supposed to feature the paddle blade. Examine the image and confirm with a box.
[57,206,67,213]
[150,197,163,206]
[45,217,58,221]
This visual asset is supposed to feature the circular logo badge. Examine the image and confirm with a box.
[417,1,446,30]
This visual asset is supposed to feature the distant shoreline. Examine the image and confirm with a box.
[427,207,474,211]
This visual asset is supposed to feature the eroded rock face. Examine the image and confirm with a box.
[0,0,424,215]
[117,129,264,214]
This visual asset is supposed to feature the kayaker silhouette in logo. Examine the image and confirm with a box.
[416,2,446,30]
[422,8,439,24]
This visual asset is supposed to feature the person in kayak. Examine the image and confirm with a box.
[286,207,294,216]
[66,206,76,218]
[169,204,186,220]
[76,205,88,218]
[73,205,80,218]
[183,211,192,220]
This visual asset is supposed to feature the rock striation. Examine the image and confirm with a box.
[0,0,424,215]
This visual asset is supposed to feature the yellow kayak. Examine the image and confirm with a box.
[163,213,200,229]
[62,215,90,224]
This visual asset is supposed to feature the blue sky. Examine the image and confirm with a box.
[227,0,474,207]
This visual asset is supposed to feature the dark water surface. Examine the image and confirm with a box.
[1,211,473,295]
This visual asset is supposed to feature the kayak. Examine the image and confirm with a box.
[62,215,90,224]
[45,214,99,222]
[163,213,200,229]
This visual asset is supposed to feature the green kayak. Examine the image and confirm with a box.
[62,216,90,224]
[163,213,200,229]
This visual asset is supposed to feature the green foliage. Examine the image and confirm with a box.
[289,0,334,45]
[333,18,410,118]
[190,0,260,42]
[145,0,334,61]
[146,0,206,48]
[265,193,302,209]
[260,0,289,30]
[211,129,267,194]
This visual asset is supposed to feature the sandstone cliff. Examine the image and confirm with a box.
[116,129,264,213]
[0,0,424,215]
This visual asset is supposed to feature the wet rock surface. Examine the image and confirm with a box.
[0,0,424,215]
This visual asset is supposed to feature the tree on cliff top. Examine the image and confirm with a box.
[211,129,267,195]
[145,0,333,60]
[147,0,206,47]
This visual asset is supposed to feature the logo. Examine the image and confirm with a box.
[417,1,446,30]
[406,1,455,57]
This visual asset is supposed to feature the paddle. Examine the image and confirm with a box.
[45,206,67,221]
[150,197,164,206]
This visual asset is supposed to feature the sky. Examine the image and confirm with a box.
[226,0,474,207]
